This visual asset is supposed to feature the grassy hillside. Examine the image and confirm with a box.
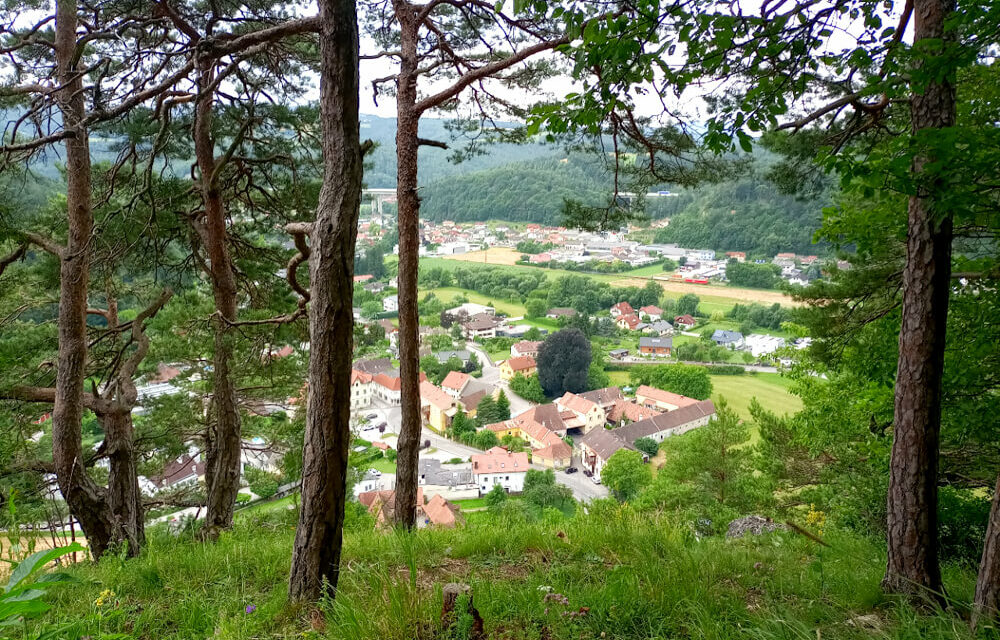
[31,505,980,639]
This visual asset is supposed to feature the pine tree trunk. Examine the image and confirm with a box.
[193,59,243,540]
[287,0,361,601]
[102,411,145,555]
[973,474,1000,628]
[882,0,955,601]
[50,0,119,561]
[392,12,422,529]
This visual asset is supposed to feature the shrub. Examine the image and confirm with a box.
[634,437,659,457]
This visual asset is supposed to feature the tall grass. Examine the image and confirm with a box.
[30,504,987,639]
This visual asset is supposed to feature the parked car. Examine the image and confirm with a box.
[366,413,379,420]
[582,469,593,478]
[564,467,578,474]
[591,476,601,484]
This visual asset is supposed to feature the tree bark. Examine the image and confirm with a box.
[287,0,362,601]
[102,410,145,554]
[50,0,121,561]
[882,0,955,602]
[973,473,1000,628]
[192,58,243,540]
[392,8,422,529]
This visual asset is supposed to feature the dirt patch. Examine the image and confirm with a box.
[609,276,801,306]
[0,535,88,579]
[438,247,523,266]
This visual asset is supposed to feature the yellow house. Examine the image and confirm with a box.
[420,381,458,432]
[499,355,537,381]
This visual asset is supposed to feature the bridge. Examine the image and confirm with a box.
[362,188,397,223]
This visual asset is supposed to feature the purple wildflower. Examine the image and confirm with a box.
[245,604,257,614]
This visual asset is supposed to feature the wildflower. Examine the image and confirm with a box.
[805,504,826,531]
[94,588,115,607]
[246,604,257,614]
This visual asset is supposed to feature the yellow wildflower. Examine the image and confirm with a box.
[94,588,115,607]
[805,504,826,531]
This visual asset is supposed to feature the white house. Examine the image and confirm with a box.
[383,294,399,312]
[351,369,375,410]
[472,447,529,495]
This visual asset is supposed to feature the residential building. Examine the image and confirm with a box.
[609,348,629,359]
[441,370,472,399]
[646,320,674,336]
[556,391,606,433]
[577,387,625,414]
[463,315,500,340]
[499,356,536,381]
[447,302,494,317]
[350,369,374,410]
[546,307,577,319]
[639,305,663,321]
[674,315,697,330]
[485,406,573,469]
[745,334,787,358]
[726,251,746,262]
[635,384,700,412]
[383,294,398,312]
[420,381,458,431]
[606,399,661,426]
[418,458,475,494]
[639,336,672,357]
[359,488,463,529]
[355,358,393,375]
[580,400,716,479]
[435,350,472,366]
[373,373,402,405]
[472,447,530,494]
[610,301,635,318]
[617,313,642,331]
[511,340,543,359]
[711,329,745,349]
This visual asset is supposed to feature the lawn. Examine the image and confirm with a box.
[604,370,803,419]
[369,458,398,474]
[710,372,803,418]
[420,286,528,317]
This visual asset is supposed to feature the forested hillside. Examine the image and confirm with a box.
[418,157,613,223]
[650,179,829,255]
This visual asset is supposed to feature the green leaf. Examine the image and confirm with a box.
[4,543,85,593]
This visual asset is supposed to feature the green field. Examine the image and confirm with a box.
[710,372,802,418]
[419,257,791,315]
[605,370,802,419]
[420,286,562,332]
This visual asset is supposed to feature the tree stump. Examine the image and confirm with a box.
[441,582,484,639]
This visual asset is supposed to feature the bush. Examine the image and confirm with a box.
[244,466,281,500]
[704,364,747,375]
[634,437,659,457]
[486,484,509,510]
[510,372,546,403]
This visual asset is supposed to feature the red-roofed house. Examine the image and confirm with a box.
[353,274,374,283]
[635,385,700,412]
[358,488,461,529]
[726,251,746,262]
[472,447,530,494]
[499,356,536,381]
[610,301,635,318]
[420,381,458,431]
[616,313,642,331]
[674,314,697,330]
[639,305,663,321]
[351,369,374,410]
[556,392,606,433]
[606,399,662,426]
[511,340,543,359]
[441,370,471,399]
